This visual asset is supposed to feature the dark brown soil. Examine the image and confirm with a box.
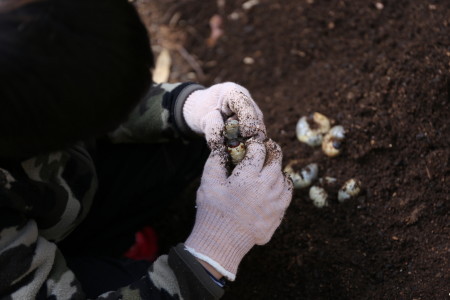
[137,0,450,299]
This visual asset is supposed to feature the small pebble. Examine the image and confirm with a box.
[229,11,240,20]
[243,57,255,64]
[242,0,259,10]
[319,176,337,186]
[375,2,384,10]
[415,132,426,140]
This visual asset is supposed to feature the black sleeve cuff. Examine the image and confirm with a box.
[162,82,205,140]
[168,243,224,300]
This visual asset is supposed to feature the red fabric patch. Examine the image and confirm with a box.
[124,226,158,262]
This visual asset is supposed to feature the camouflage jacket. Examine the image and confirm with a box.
[0,83,224,299]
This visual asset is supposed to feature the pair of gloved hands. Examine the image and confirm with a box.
[182,83,293,281]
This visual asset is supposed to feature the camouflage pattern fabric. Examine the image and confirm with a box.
[109,83,203,143]
[0,83,222,299]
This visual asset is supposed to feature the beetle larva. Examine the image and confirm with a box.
[309,185,329,208]
[337,178,362,202]
[284,160,319,189]
[225,119,246,165]
[322,125,345,157]
[296,112,331,147]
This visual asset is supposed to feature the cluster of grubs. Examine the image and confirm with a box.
[285,112,362,208]
[224,115,363,208]
[296,112,345,157]
[284,159,362,208]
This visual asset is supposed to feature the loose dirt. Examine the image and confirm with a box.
[137,0,449,298]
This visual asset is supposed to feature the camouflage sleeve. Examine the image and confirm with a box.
[0,217,183,299]
[0,145,223,299]
[97,248,224,300]
[108,82,204,143]
[0,221,223,299]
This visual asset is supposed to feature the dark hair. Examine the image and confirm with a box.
[0,0,154,158]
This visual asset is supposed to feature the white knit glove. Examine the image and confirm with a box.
[185,138,293,281]
[183,82,266,146]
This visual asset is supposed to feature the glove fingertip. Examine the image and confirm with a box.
[203,111,226,148]
[239,121,266,141]
[263,139,283,167]
[203,147,229,178]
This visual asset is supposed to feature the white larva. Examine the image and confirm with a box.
[225,119,246,165]
[309,185,329,208]
[224,119,240,140]
[337,178,362,202]
[322,125,345,157]
[296,112,331,147]
[227,141,246,165]
[284,161,319,189]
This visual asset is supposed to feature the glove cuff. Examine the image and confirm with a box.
[173,83,205,138]
[185,204,255,281]
[183,89,207,134]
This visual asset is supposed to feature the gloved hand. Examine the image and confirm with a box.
[184,138,293,281]
[183,82,266,147]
